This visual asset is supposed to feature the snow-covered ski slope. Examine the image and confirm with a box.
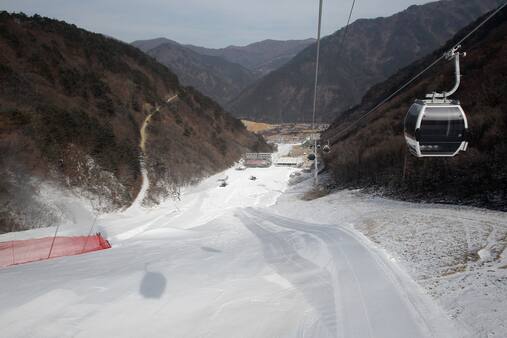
[274,183,507,338]
[1,144,504,337]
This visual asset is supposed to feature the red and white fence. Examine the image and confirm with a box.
[0,233,111,268]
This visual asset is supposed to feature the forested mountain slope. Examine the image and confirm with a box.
[229,0,502,123]
[0,12,268,233]
[322,6,507,210]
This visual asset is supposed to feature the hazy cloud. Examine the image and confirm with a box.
[1,0,432,47]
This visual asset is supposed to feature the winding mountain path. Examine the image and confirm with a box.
[133,94,180,210]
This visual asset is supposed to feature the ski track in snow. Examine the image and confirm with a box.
[0,144,504,337]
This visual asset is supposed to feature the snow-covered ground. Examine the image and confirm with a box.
[273,177,507,338]
[1,144,505,337]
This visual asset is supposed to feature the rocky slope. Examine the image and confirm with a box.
[0,12,269,233]
[132,38,256,105]
[229,0,503,123]
[322,6,507,210]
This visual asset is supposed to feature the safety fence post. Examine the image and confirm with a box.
[82,215,98,253]
[11,240,15,265]
[47,223,61,259]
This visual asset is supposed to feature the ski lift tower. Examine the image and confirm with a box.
[310,131,320,185]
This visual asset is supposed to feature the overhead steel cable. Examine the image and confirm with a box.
[336,0,357,61]
[453,1,507,48]
[329,55,445,144]
[311,0,324,130]
[328,1,507,145]
[310,0,358,184]
[311,0,358,129]
[310,0,324,185]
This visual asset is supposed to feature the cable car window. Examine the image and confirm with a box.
[419,106,465,143]
[404,104,422,138]
[420,142,462,154]
[418,106,465,154]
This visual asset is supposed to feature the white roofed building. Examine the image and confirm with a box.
[274,157,304,167]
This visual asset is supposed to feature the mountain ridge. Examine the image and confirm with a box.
[132,37,315,107]
[139,40,256,105]
[228,0,503,123]
[184,38,316,75]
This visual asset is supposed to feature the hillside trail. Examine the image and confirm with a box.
[139,114,153,154]
[139,94,178,154]
[131,94,179,210]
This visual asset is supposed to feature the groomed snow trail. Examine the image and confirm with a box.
[0,145,460,337]
[237,208,444,338]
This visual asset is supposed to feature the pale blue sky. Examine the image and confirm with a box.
[1,0,433,48]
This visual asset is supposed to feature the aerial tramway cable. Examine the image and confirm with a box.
[311,0,357,184]
[310,0,324,185]
[327,1,507,146]
[336,0,357,60]
[311,0,323,130]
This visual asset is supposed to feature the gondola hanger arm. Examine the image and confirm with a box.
[426,45,466,101]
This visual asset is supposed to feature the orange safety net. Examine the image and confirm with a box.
[0,233,111,268]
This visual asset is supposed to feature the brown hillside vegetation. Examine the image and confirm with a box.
[0,12,269,233]
[322,7,507,210]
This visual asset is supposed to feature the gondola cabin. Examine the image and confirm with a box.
[404,100,468,157]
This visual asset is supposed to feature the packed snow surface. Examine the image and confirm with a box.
[1,144,505,337]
